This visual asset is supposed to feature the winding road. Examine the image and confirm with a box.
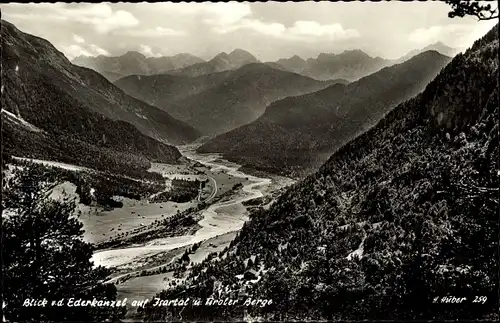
[198,176,217,203]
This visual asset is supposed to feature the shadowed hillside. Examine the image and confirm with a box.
[116,63,342,136]
[199,50,452,176]
[2,20,200,176]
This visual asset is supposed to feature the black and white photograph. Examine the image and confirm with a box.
[1,1,498,322]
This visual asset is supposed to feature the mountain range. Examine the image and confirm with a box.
[72,43,459,84]
[164,49,260,78]
[143,23,499,322]
[273,50,393,81]
[2,19,199,176]
[198,50,453,176]
[115,63,346,136]
[72,51,205,81]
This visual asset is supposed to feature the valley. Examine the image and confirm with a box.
[91,144,287,262]
[32,144,294,318]
[1,5,498,322]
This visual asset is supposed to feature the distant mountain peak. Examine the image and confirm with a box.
[214,52,229,59]
[229,48,253,55]
[342,49,365,54]
[121,51,146,59]
[74,54,91,59]
[209,49,258,67]
[402,49,449,65]
[417,49,444,56]
[228,49,258,62]
[339,49,371,58]
[425,42,452,50]
[317,52,335,60]
[171,53,204,60]
[289,54,306,62]
[430,41,450,47]
[276,55,307,68]
[398,41,458,63]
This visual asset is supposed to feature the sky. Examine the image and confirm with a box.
[2,2,497,61]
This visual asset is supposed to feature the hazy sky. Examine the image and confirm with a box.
[2,2,497,61]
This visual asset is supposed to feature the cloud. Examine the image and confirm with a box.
[214,19,359,42]
[139,44,162,58]
[73,34,85,44]
[168,3,359,41]
[4,3,139,33]
[60,43,110,60]
[408,21,497,48]
[213,19,285,37]
[3,2,495,62]
[122,26,185,38]
[170,3,360,42]
[409,26,446,43]
[89,44,110,56]
[142,3,252,26]
[288,21,359,39]
[202,3,252,26]
[72,4,139,33]
[60,44,92,59]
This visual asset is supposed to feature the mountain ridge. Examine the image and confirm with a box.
[115,62,344,136]
[2,19,199,176]
[73,43,459,82]
[165,48,259,78]
[273,49,393,81]
[272,45,462,81]
[72,51,205,81]
[198,50,452,176]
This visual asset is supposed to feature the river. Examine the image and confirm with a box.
[91,144,280,271]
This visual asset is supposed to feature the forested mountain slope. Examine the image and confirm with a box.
[143,24,499,321]
[198,50,451,176]
[116,63,339,136]
[2,20,199,146]
[1,20,198,176]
